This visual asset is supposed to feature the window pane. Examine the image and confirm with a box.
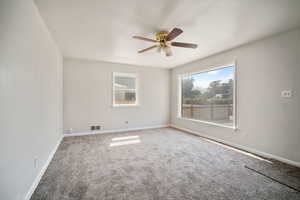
[181,66,234,127]
[115,90,136,105]
[115,76,136,90]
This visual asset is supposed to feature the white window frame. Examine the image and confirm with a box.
[177,62,237,130]
[112,72,139,107]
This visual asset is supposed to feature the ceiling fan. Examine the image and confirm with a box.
[133,27,198,57]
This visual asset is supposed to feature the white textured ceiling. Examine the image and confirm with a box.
[34,0,300,68]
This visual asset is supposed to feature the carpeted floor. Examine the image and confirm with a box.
[31,128,300,200]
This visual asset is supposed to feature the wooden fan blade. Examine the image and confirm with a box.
[138,45,157,53]
[171,42,197,49]
[166,28,183,41]
[164,46,173,57]
[133,36,157,42]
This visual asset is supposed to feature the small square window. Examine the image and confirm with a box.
[113,72,138,106]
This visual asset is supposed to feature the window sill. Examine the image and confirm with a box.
[176,117,238,131]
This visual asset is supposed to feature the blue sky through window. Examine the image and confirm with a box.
[191,66,234,92]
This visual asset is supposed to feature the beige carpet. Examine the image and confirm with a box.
[31,128,300,200]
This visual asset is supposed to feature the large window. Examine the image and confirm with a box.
[113,72,138,106]
[180,65,235,128]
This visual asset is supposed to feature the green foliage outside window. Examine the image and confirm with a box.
[182,78,233,105]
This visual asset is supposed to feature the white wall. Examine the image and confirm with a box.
[0,0,63,199]
[63,58,170,133]
[171,28,300,165]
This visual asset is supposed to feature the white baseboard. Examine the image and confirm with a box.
[24,135,63,200]
[170,124,300,168]
[64,124,170,137]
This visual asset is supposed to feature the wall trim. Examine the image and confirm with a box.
[25,135,64,200]
[64,124,170,137]
[170,124,300,168]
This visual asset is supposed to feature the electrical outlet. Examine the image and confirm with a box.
[281,90,292,98]
[91,126,95,131]
[95,125,101,130]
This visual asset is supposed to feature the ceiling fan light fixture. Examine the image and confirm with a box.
[164,46,172,57]
[157,46,162,54]
[133,27,197,57]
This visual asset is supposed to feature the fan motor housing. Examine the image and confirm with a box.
[156,31,169,47]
